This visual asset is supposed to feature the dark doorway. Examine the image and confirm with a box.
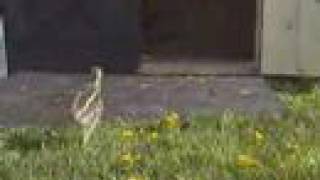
[140,0,256,61]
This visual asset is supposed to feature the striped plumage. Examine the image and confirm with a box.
[71,67,103,144]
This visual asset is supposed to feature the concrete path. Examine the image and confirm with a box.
[0,72,282,127]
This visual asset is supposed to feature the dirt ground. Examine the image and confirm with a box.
[0,72,282,127]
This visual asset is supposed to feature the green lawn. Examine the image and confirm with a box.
[0,86,320,180]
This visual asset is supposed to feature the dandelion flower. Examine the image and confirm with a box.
[117,152,141,168]
[161,111,181,129]
[150,131,159,140]
[255,130,264,142]
[236,154,261,168]
[121,129,135,141]
[118,152,135,168]
[128,175,145,180]
[119,153,134,162]
[147,131,159,142]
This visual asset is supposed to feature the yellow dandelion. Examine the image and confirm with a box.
[118,152,135,168]
[147,131,159,142]
[151,131,159,140]
[255,130,264,142]
[161,111,181,129]
[120,129,135,141]
[169,111,180,120]
[117,152,142,166]
[128,175,145,180]
[236,154,261,168]
[119,153,134,162]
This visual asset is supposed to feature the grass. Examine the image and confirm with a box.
[1,86,320,179]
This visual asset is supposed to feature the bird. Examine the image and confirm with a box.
[71,66,104,144]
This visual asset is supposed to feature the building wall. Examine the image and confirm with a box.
[4,0,141,73]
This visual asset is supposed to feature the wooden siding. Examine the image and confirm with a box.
[262,0,320,76]
[262,0,299,75]
[298,0,320,75]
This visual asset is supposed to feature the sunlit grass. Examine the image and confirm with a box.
[0,87,320,179]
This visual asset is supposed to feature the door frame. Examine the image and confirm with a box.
[0,16,7,78]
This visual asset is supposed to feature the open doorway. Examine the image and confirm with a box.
[139,0,259,74]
